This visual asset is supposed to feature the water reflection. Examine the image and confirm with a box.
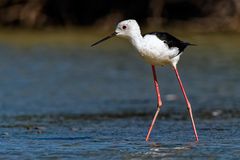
[146,142,197,158]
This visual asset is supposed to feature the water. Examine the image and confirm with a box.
[0,36,239,159]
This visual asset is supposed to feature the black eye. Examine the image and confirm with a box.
[122,25,127,29]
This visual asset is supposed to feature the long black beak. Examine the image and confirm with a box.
[91,32,117,47]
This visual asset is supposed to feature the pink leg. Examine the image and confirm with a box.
[173,66,199,142]
[146,65,163,141]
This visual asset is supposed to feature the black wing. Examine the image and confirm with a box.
[143,32,195,55]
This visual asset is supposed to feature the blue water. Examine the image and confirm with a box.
[0,40,239,159]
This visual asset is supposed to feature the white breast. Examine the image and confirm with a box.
[138,35,180,66]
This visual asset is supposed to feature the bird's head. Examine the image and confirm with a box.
[91,19,141,47]
[115,19,140,38]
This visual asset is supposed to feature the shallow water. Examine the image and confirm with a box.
[0,36,239,159]
[0,116,239,159]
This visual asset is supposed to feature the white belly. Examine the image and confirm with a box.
[130,34,181,67]
[139,36,180,66]
[140,51,171,66]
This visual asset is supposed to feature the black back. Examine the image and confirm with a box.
[143,32,194,55]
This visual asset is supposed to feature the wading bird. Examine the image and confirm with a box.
[91,19,198,142]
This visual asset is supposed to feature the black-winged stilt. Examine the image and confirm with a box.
[91,19,199,142]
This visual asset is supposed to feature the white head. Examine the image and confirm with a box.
[91,19,141,47]
[115,19,141,38]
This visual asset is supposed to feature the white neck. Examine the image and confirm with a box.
[129,32,144,52]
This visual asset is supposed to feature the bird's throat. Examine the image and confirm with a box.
[129,33,144,52]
